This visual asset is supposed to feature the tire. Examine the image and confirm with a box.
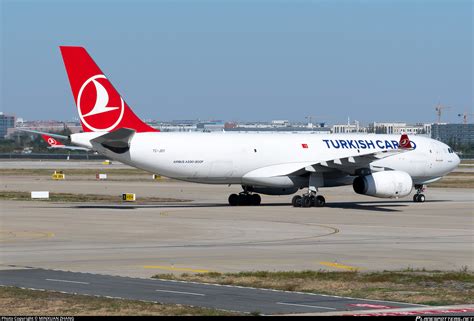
[292,195,302,207]
[228,194,239,206]
[310,195,316,207]
[418,194,425,203]
[302,196,312,208]
[239,194,250,206]
[413,194,419,202]
[251,194,261,206]
[315,195,326,207]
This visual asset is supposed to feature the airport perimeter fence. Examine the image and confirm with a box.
[0,153,107,160]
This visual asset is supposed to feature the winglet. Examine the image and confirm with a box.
[399,133,413,150]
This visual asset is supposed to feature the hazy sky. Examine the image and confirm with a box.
[1,0,472,124]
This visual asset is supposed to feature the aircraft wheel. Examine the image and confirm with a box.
[417,194,425,203]
[251,194,261,206]
[315,195,326,207]
[292,195,302,207]
[229,194,239,206]
[240,194,250,206]
[413,194,418,202]
[302,195,312,208]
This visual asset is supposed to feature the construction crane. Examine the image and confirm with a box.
[435,104,451,124]
[457,111,474,124]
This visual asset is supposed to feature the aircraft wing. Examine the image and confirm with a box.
[244,134,414,179]
[308,148,409,175]
[244,148,409,179]
[313,133,414,174]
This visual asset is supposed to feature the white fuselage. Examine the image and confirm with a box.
[73,132,460,188]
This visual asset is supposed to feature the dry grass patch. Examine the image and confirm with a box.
[153,270,474,306]
[430,176,474,188]
[0,168,175,182]
[0,286,235,316]
[444,171,474,176]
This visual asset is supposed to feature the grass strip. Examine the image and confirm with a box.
[430,176,474,188]
[153,269,474,306]
[0,286,235,316]
[0,191,191,203]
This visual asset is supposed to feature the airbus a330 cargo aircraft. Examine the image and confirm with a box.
[51,46,460,207]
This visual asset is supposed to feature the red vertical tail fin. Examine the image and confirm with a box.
[59,46,158,133]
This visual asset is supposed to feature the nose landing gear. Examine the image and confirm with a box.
[413,184,426,202]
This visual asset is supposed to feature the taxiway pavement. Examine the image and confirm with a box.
[0,177,472,277]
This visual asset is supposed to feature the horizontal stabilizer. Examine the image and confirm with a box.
[17,129,69,140]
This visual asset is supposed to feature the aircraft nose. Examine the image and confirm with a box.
[454,153,461,167]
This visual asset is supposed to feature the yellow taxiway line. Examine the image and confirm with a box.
[319,261,361,271]
[0,230,55,242]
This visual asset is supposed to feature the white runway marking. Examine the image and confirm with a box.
[46,278,90,285]
[277,302,336,310]
[155,289,206,296]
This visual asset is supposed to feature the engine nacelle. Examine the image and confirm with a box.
[245,186,298,195]
[353,171,413,198]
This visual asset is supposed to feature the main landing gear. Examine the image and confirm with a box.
[291,193,326,207]
[228,192,261,206]
[292,172,326,208]
[413,184,426,203]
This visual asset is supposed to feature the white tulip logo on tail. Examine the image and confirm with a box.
[77,74,124,132]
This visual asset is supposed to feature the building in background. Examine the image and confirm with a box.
[149,119,198,132]
[225,119,330,133]
[196,121,225,132]
[7,120,82,139]
[431,123,474,147]
[367,122,431,136]
[0,113,16,139]
[331,120,367,134]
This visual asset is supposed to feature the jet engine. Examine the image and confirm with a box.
[353,171,413,198]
